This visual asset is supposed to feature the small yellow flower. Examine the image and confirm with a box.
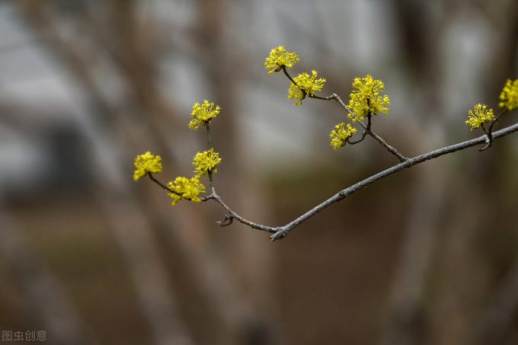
[167,176,206,205]
[347,74,390,122]
[329,123,357,150]
[288,70,326,105]
[499,79,518,111]
[193,148,222,177]
[264,46,300,74]
[189,100,221,129]
[466,103,495,130]
[133,151,163,181]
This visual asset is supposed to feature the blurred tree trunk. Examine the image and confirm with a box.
[470,2,518,344]
[476,258,518,344]
[195,1,277,343]
[381,160,448,345]
[16,1,276,344]
[15,3,195,345]
[429,2,518,345]
[0,200,94,345]
[381,2,446,344]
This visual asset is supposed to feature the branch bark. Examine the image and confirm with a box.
[186,121,518,240]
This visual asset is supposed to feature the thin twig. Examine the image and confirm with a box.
[144,178,279,233]
[317,94,409,161]
[147,64,517,240]
[148,66,515,240]
[322,94,408,161]
[204,122,215,188]
[204,191,280,233]
[147,120,278,232]
[282,66,408,161]
[281,66,298,85]
[148,173,186,200]
[347,114,371,145]
[149,121,518,240]
[366,127,409,162]
[479,110,506,152]
[269,122,518,240]
[148,173,176,194]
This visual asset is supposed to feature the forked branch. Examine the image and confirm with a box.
[282,66,408,162]
[142,48,517,241]
[148,120,518,241]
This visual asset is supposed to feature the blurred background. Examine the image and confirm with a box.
[0,0,517,344]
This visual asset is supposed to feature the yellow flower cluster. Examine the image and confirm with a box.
[193,148,222,177]
[329,123,358,150]
[499,79,518,111]
[264,46,299,74]
[465,103,495,130]
[347,74,390,122]
[166,148,222,206]
[189,100,221,129]
[133,151,163,181]
[165,147,222,205]
[167,176,205,205]
[133,99,227,206]
[288,70,326,105]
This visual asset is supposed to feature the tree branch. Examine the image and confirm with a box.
[479,110,506,151]
[269,122,518,240]
[147,64,516,241]
[281,66,408,162]
[366,127,409,162]
[204,190,279,233]
[149,121,518,240]
[148,173,175,194]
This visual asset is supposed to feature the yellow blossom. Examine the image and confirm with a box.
[347,74,390,122]
[133,151,163,181]
[264,46,300,74]
[189,100,221,129]
[167,176,206,205]
[288,70,326,105]
[465,103,495,130]
[193,148,222,177]
[499,79,518,111]
[329,123,357,150]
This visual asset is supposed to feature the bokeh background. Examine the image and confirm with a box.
[0,0,517,344]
